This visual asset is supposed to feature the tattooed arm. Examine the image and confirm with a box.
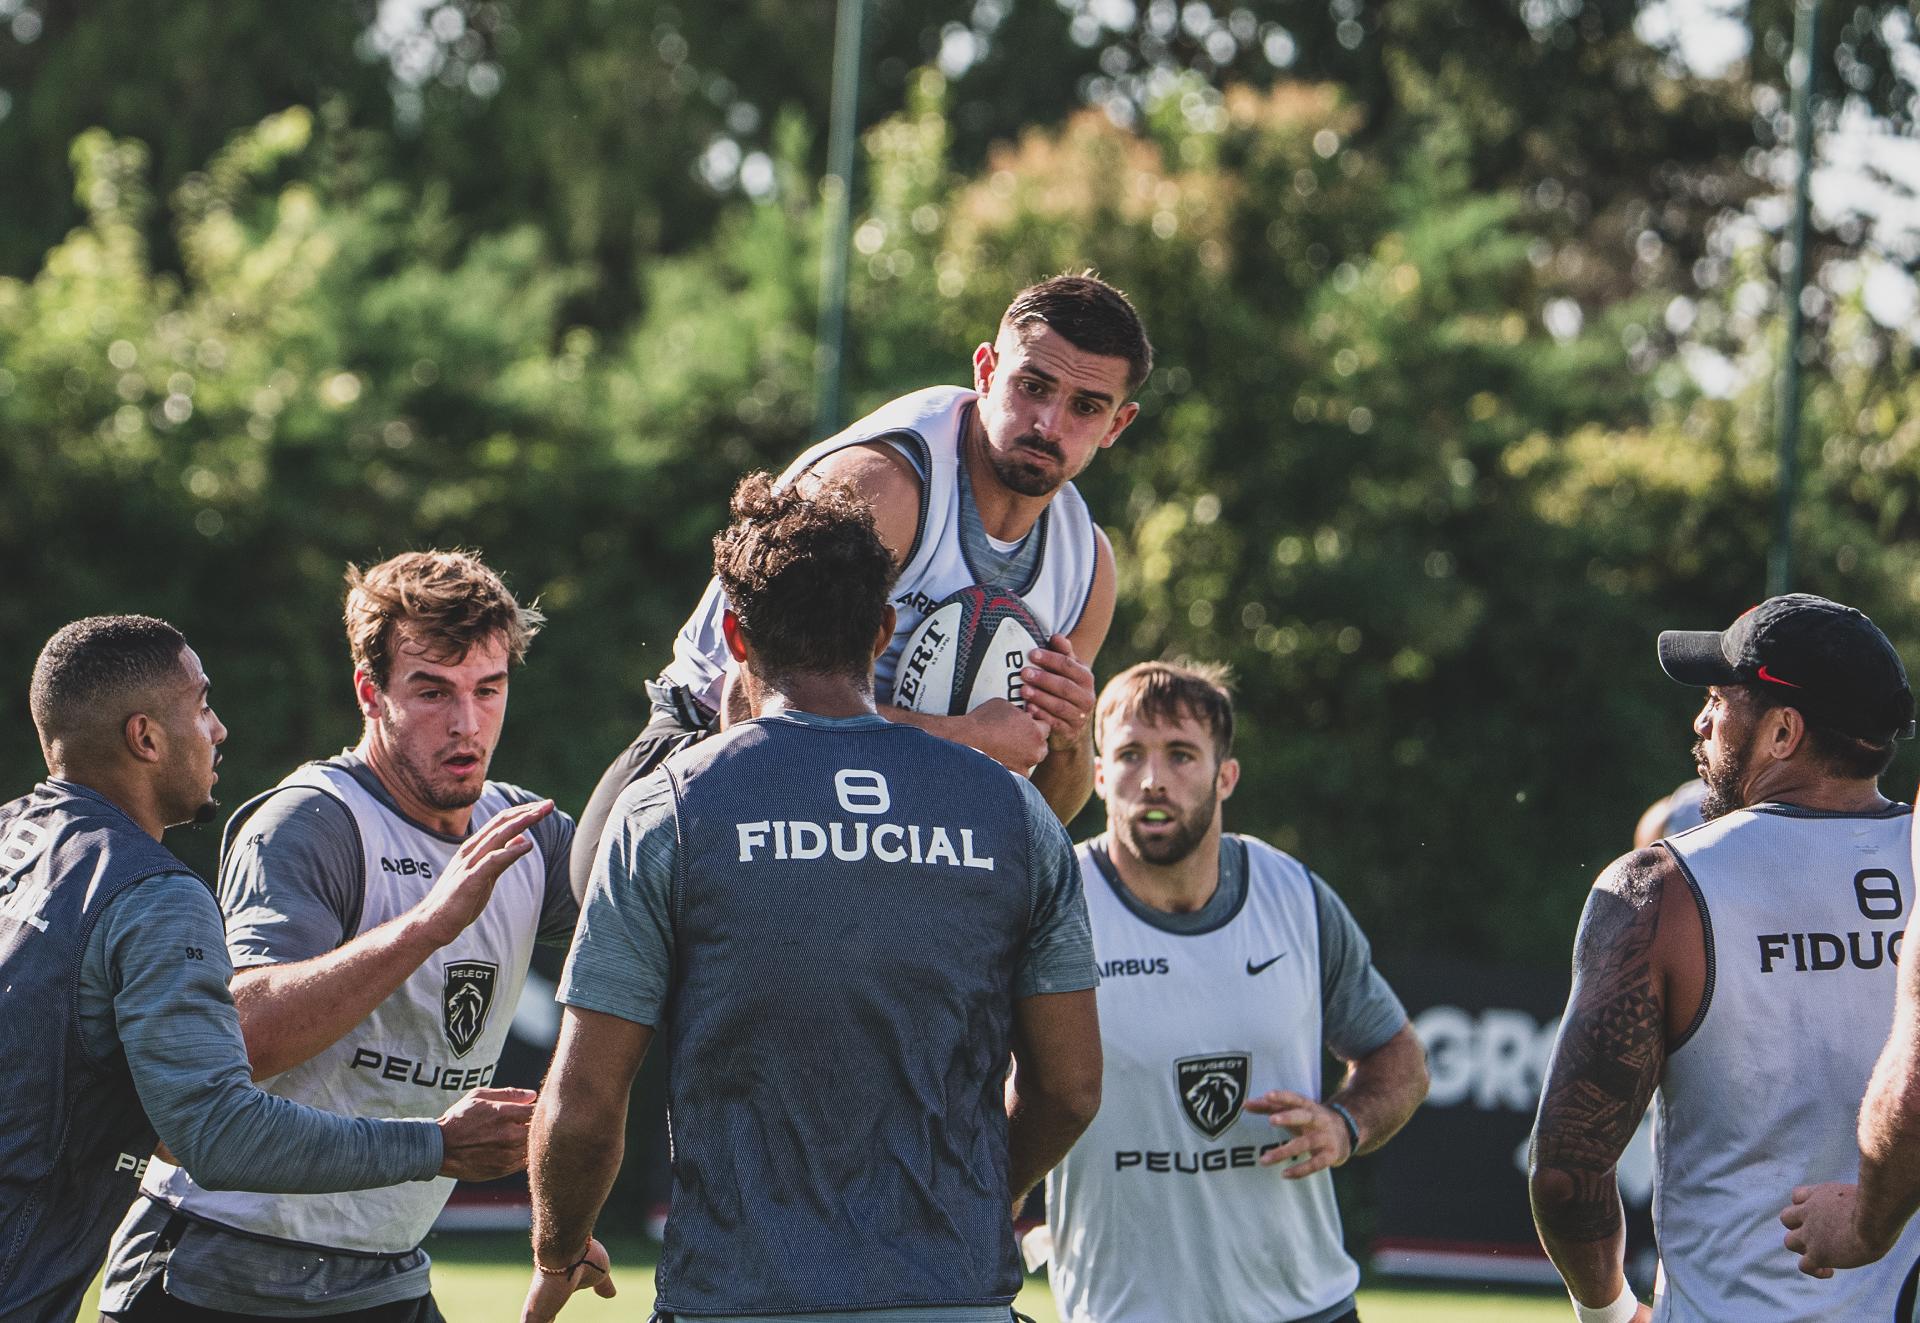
[1528,845,1700,1312]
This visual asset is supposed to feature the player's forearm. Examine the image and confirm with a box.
[1006,1073,1101,1201]
[1530,1162,1630,1307]
[231,914,444,1079]
[1030,737,1093,823]
[1855,1033,1920,1249]
[1329,1024,1428,1157]
[530,1095,628,1269]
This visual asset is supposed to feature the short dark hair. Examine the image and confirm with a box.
[1734,683,1899,781]
[713,471,896,686]
[1096,659,1236,759]
[1002,273,1154,392]
[30,615,190,748]
[345,550,543,689]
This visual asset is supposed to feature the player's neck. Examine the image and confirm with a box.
[1740,764,1891,815]
[355,735,475,837]
[749,673,878,722]
[1107,830,1224,914]
[55,764,168,841]
[962,413,1047,543]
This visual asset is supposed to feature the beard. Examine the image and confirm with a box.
[191,796,220,825]
[1694,736,1750,821]
[387,742,488,812]
[985,431,1068,498]
[1118,792,1217,866]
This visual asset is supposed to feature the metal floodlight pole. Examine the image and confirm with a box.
[1769,0,1819,597]
[815,0,867,438]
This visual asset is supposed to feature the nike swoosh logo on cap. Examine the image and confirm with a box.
[1756,665,1803,688]
[1246,953,1287,975]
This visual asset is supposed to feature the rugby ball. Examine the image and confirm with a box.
[891,584,1047,716]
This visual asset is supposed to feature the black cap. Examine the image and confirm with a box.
[1657,594,1915,743]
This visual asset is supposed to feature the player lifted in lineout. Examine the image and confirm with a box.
[102,552,581,1323]
[1041,661,1427,1323]
[524,473,1102,1323]
[571,274,1154,895]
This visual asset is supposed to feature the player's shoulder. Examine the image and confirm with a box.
[1590,843,1686,914]
[222,773,356,850]
[484,777,570,819]
[1231,832,1315,889]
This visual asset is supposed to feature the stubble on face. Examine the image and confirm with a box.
[375,687,490,813]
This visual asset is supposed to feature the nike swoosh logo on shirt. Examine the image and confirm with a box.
[1246,953,1288,975]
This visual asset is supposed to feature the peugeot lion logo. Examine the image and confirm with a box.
[442,960,499,1058]
[1176,1053,1250,1140]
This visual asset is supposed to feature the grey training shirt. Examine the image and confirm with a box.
[562,711,1095,1323]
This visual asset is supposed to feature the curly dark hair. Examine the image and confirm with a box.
[1002,273,1154,392]
[713,471,897,687]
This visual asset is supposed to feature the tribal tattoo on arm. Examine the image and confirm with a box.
[1529,848,1672,1294]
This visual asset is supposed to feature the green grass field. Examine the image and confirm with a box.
[87,1232,1569,1321]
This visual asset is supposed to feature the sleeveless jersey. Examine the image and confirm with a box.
[653,716,1037,1315]
[661,386,1102,710]
[1655,802,1920,1322]
[0,782,201,1323]
[143,763,548,1254]
[1047,836,1359,1323]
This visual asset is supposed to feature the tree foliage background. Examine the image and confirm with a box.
[4,0,1919,976]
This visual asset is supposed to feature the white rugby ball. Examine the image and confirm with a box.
[891,584,1047,717]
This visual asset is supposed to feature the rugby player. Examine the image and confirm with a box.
[523,472,1102,1322]
[101,552,579,1321]
[1043,661,1427,1323]
[0,615,532,1323]
[1531,594,1918,1321]
[571,273,1154,895]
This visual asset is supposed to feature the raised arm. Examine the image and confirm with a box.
[1025,526,1115,823]
[226,798,551,1079]
[1528,847,1691,1319]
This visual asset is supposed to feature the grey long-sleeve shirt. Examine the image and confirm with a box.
[76,871,443,1192]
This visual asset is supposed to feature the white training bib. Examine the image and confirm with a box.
[1654,802,1920,1322]
[144,764,546,1255]
[1046,837,1360,1323]
[661,386,1100,711]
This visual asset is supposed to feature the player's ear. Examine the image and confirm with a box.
[872,605,896,662]
[1216,755,1241,802]
[720,610,751,663]
[972,341,997,394]
[1093,751,1109,802]
[353,667,383,722]
[1770,704,1809,761]
[123,710,163,765]
[1102,399,1140,447]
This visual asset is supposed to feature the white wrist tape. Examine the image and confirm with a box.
[1570,1282,1638,1323]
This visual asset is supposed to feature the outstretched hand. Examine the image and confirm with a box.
[1242,1090,1353,1178]
[413,800,552,948]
